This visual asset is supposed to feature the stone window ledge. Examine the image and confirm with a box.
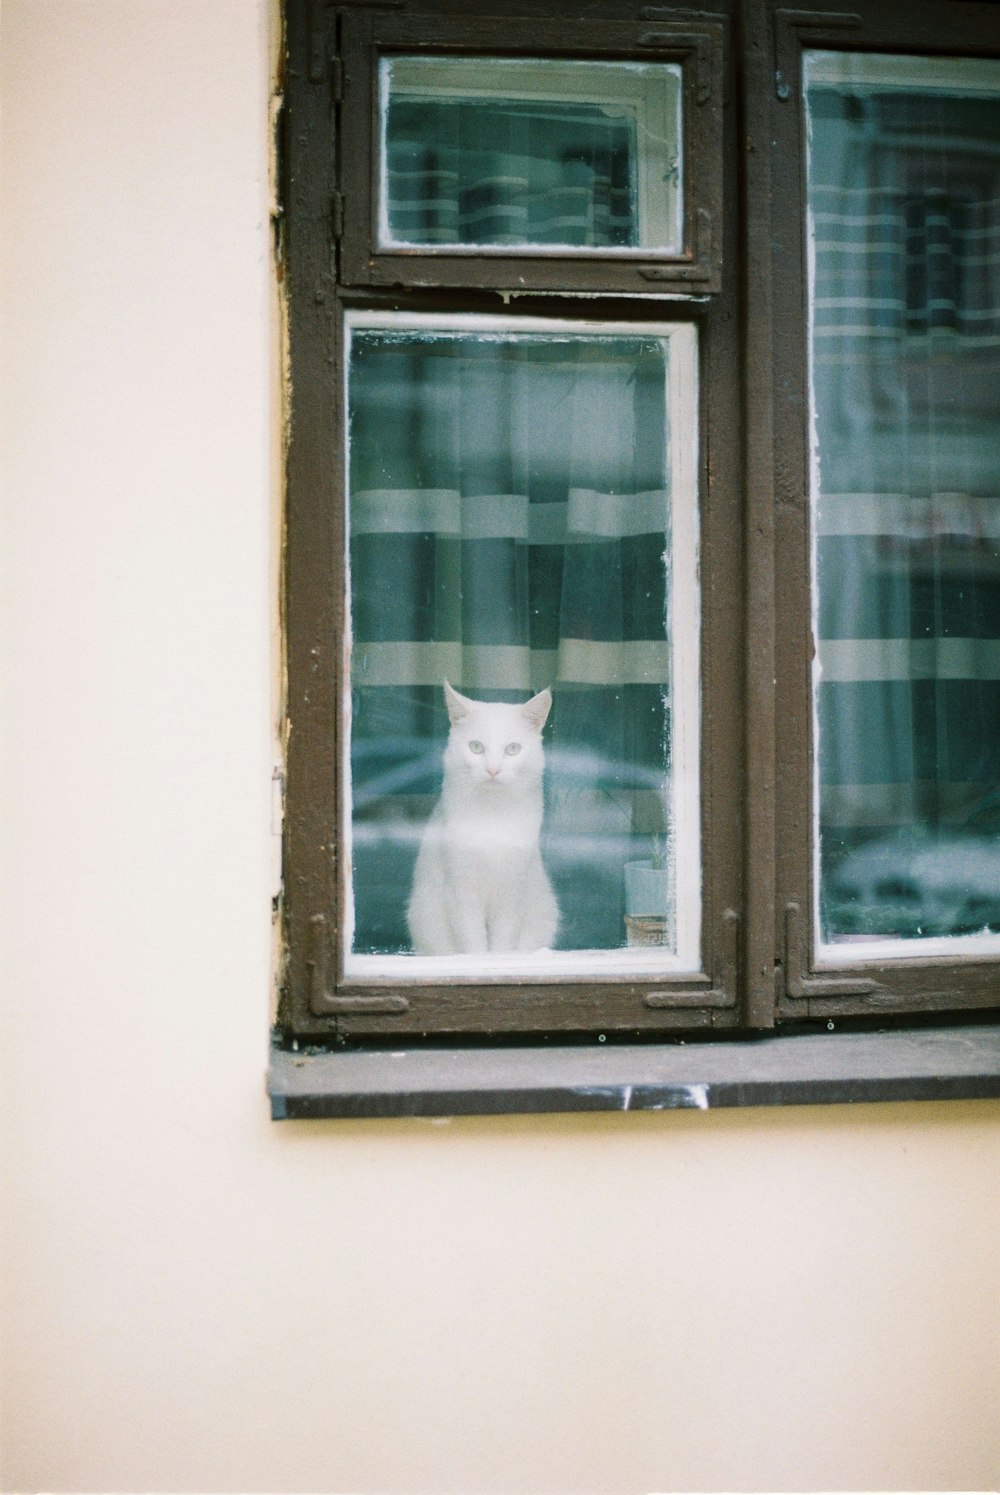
[269,1024,1000,1120]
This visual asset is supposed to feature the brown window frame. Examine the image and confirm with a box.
[278,0,1000,1046]
[769,0,1000,1026]
[338,9,725,294]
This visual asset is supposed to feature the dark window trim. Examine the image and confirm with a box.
[770,0,1000,1023]
[282,0,746,1042]
[287,285,746,1040]
[338,9,726,294]
[277,0,1000,1060]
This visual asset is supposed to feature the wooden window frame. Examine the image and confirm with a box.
[338,9,725,294]
[769,0,1000,1025]
[278,0,1000,1046]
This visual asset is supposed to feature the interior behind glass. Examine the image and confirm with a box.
[379,55,683,255]
[806,51,1000,960]
[343,314,699,978]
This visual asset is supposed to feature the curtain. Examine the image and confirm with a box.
[385,96,636,248]
[348,330,674,954]
[808,60,1000,939]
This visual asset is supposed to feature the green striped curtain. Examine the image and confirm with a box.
[348,329,673,954]
[807,55,1000,941]
[385,96,636,247]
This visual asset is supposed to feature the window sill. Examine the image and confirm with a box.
[268,1023,1000,1120]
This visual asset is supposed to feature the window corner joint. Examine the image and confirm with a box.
[784,901,877,1001]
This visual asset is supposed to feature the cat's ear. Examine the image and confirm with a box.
[521,687,552,731]
[443,680,475,725]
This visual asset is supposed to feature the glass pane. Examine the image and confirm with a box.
[345,316,699,975]
[379,56,683,254]
[807,52,1000,954]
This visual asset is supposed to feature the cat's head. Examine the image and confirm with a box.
[442,681,551,790]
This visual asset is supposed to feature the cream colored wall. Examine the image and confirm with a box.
[1,3,998,1493]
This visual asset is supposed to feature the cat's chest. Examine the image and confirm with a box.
[441,797,539,856]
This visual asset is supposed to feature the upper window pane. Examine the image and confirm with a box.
[344,314,700,981]
[806,51,1000,960]
[379,56,683,254]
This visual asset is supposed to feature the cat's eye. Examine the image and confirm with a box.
[504,743,521,757]
[468,740,485,754]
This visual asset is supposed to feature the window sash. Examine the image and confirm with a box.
[770,1,1000,1020]
[337,9,725,294]
[376,55,684,255]
[341,310,703,982]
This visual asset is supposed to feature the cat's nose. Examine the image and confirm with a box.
[486,764,501,778]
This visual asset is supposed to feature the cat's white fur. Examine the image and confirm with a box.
[407,682,559,955]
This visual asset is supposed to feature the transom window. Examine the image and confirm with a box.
[379,56,684,253]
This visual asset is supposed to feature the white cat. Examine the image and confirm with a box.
[407,681,559,955]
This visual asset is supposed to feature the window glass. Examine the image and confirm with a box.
[345,315,700,977]
[379,56,683,254]
[807,52,1000,957]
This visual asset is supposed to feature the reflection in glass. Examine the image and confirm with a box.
[807,52,1000,951]
[380,56,683,253]
[345,318,699,971]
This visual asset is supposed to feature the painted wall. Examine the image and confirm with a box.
[1,3,998,1492]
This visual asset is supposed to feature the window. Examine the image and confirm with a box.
[337,9,723,292]
[279,0,1000,1045]
[379,55,684,253]
[346,314,702,981]
[806,52,1000,962]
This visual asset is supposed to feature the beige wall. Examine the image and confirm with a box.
[1,3,998,1492]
